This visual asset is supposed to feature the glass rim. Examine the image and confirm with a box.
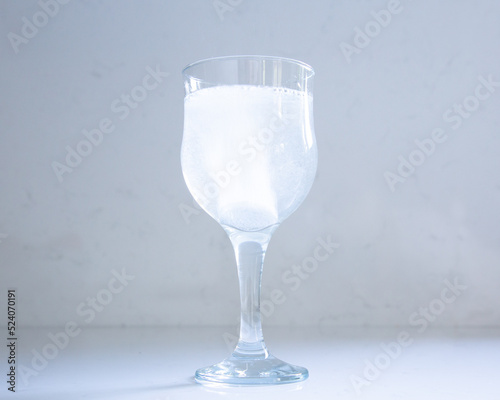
[182,55,315,80]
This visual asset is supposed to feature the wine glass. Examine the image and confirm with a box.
[181,55,317,385]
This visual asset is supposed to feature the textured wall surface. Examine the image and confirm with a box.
[1,0,499,328]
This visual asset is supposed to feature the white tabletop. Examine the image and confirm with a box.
[9,326,500,399]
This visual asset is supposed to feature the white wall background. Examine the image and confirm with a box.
[1,0,499,329]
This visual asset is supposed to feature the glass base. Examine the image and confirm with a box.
[195,353,308,385]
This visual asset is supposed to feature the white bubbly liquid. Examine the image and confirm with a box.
[181,85,317,231]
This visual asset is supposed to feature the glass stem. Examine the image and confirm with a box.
[225,226,277,359]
